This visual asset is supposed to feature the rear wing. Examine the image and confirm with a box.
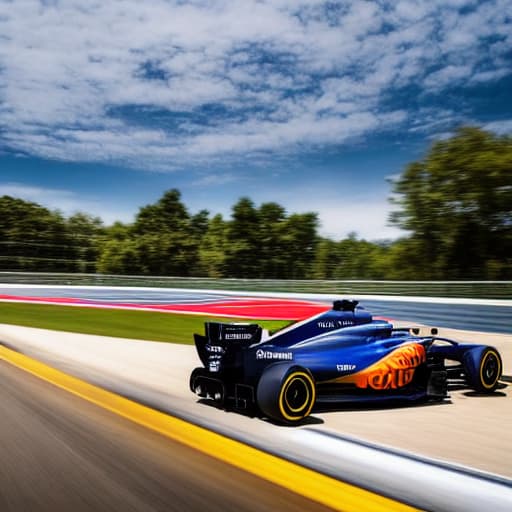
[194,322,262,373]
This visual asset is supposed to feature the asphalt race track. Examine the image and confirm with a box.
[2,322,511,481]
[0,285,511,332]
[1,285,511,511]
[0,292,329,320]
[0,361,332,512]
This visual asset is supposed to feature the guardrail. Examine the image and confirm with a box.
[1,272,511,299]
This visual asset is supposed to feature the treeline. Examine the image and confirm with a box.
[0,199,103,273]
[0,191,321,278]
[1,127,511,279]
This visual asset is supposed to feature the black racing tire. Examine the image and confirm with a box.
[464,347,502,393]
[256,363,315,425]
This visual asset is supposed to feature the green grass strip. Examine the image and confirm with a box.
[0,302,292,344]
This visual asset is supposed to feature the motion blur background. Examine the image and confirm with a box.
[1,127,511,284]
[0,128,512,284]
[1,5,512,512]
[1,1,511,288]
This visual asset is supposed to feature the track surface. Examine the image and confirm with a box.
[0,293,328,320]
[0,361,332,512]
[2,323,510,480]
[0,285,511,332]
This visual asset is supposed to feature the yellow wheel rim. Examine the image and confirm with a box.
[479,350,501,390]
[278,371,316,422]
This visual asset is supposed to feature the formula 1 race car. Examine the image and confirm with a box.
[190,300,503,424]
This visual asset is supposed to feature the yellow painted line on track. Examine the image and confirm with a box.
[0,345,418,512]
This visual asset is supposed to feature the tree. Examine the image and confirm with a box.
[134,189,189,235]
[258,202,287,278]
[132,189,201,276]
[312,238,338,278]
[0,196,75,271]
[198,214,228,277]
[390,127,512,278]
[313,233,389,279]
[105,221,131,241]
[190,209,210,242]
[97,239,141,274]
[67,213,105,272]
[225,197,261,278]
[280,213,319,278]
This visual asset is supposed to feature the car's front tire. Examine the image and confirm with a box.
[256,363,316,424]
[463,347,502,393]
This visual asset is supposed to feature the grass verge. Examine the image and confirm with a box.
[0,302,292,344]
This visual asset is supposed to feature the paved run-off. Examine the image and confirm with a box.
[1,322,510,478]
[1,349,417,512]
[0,361,336,512]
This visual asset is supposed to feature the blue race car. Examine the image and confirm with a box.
[190,300,503,424]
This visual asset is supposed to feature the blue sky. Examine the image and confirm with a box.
[1,0,511,240]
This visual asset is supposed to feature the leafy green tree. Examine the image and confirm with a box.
[198,214,228,277]
[335,234,387,279]
[134,189,189,235]
[0,196,75,271]
[378,238,426,279]
[280,213,319,278]
[312,238,338,278]
[105,221,131,241]
[67,213,105,272]
[258,202,287,278]
[97,239,140,274]
[190,209,210,241]
[132,189,202,276]
[188,209,210,275]
[390,127,512,278]
[313,233,389,279]
[225,197,261,278]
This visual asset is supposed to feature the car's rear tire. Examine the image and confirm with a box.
[256,363,315,424]
[463,347,502,393]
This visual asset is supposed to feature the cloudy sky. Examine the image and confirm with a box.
[1,0,511,240]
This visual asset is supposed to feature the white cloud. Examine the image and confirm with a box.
[0,182,133,224]
[483,119,512,135]
[0,183,75,208]
[190,173,241,187]
[262,190,404,241]
[231,178,405,240]
[0,0,510,169]
[314,199,404,241]
[424,65,473,90]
